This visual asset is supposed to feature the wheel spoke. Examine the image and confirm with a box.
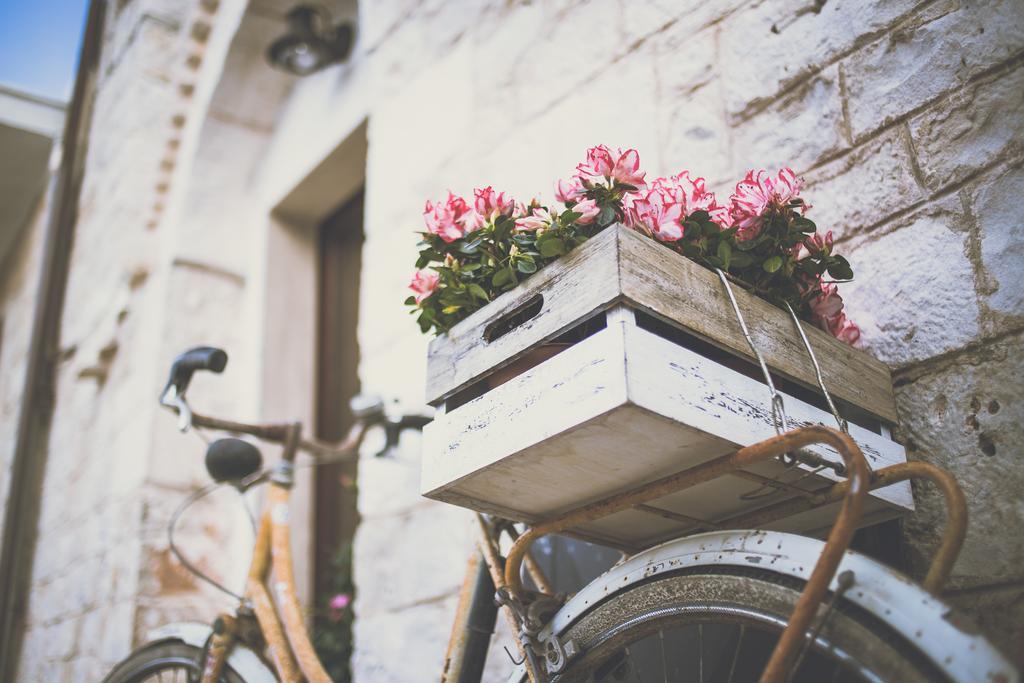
[659,629,668,683]
[726,624,745,683]
[698,623,704,683]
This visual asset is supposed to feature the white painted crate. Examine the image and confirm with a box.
[421,226,911,550]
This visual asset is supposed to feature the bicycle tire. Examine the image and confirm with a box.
[533,568,946,682]
[102,640,245,683]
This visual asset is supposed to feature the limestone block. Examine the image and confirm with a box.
[360,0,421,51]
[971,164,1024,328]
[357,429,427,519]
[42,616,79,661]
[719,0,919,119]
[97,600,137,665]
[474,42,661,196]
[618,0,746,45]
[895,332,1024,583]
[509,1,627,125]
[944,582,1024,666]
[843,0,1024,141]
[352,500,471,616]
[732,63,849,175]
[352,593,456,682]
[909,66,1024,193]
[840,197,981,367]
[466,2,547,151]
[803,128,925,240]
[653,26,733,183]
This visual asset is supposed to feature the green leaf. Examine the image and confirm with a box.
[516,259,538,274]
[730,252,753,268]
[538,237,567,258]
[492,265,518,288]
[403,296,416,306]
[763,255,783,273]
[467,283,489,300]
[597,205,616,226]
[716,241,732,270]
[827,256,854,280]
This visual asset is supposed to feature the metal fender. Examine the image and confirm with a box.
[146,622,278,682]
[511,530,1018,683]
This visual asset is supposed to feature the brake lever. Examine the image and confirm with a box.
[160,385,194,433]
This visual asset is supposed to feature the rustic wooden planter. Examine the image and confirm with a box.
[421,225,911,551]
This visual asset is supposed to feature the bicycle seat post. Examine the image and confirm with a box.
[271,422,302,489]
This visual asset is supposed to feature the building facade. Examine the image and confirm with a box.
[0,0,1022,680]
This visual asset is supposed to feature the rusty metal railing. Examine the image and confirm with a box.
[484,425,968,683]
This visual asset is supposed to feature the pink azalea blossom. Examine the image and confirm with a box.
[515,207,555,232]
[571,198,601,225]
[625,172,730,241]
[329,593,351,610]
[650,172,730,227]
[408,269,440,305]
[466,186,515,230]
[423,192,473,243]
[809,282,844,320]
[729,168,804,240]
[625,188,685,241]
[828,313,861,345]
[576,145,647,189]
[576,145,615,179]
[554,177,586,203]
[807,280,860,345]
[804,230,834,256]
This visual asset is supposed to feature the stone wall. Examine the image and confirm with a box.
[316,0,1024,676]
[2,0,1021,680]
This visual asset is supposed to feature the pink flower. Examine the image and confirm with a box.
[806,280,860,345]
[423,192,473,243]
[577,145,615,179]
[515,207,554,232]
[329,593,351,610]
[829,313,861,345]
[625,172,729,241]
[809,282,844,320]
[554,177,586,203]
[625,188,685,241]
[571,198,601,225]
[470,186,515,226]
[576,145,647,189]
[651,172,730,227]
[729,168,804,240]
[804,230,833,256]
[408,269,439,305]
[610,149,646,188]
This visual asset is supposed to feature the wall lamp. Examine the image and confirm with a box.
[266,5,355,76]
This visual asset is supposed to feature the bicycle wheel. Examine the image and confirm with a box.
[542,568,945,682]
[103,641,245,683]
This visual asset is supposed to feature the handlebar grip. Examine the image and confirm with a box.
[164,346,228,398]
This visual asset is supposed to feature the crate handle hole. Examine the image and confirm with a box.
[484,294,544,343]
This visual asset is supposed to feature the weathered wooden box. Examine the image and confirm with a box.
[421,225,911,551]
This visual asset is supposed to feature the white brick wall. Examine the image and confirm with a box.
[2,0,1022,679]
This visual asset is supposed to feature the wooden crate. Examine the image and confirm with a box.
[422,225,911,551]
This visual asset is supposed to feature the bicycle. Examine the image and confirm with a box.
[443,430,1018,683]
[103,348,1018,683]
[102,347,429,683]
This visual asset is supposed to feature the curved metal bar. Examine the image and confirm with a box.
[501,426,870,683]
[268,424,332,683]
[720,460,967,594]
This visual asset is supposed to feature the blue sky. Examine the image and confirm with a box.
[0,0,89,101]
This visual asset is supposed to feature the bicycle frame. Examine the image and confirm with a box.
[448,425,968,683]
[185,414,375,683]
